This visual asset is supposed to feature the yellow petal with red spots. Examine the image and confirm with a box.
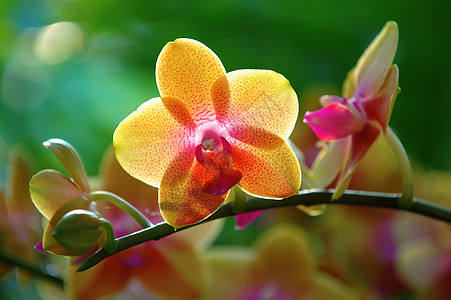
[113,96,194,188]
[156,38,226,121]
[158,150,228,228]
[233,140,301,198]
[29,170,84,220]
[213,69,298,141]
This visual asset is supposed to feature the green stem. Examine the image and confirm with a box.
[100,218,118,255]
[88,191,152,229]
[385,127,415,208]
[0,251,64,286]
[78,189,451,272]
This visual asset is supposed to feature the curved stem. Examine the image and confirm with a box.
[88,191,152,229]
[385,127,415,208]
[78,189,451,272]
[100,218,118,255]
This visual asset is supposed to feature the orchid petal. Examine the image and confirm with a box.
[363,64,400,130]
[159,151,227,228]
[346,21,398,99]
[43,138,90,194]
[297,205,327,217]
[304,273,360,300]
[202,169,242,196]
[333,123,380,199]
[113,97,194,188]
[235,211,262,230]
[134,239,205,299]
[304,139,351,189]
[255,223,316,284]
[213,70,298,141]
[98,146,163,224]
[396,241,449,290]
[156,38,226,120]
[233,141,301,199]
[304,102,365,141]
[66,254,128,299]
[6,153,35,213]
[29,170,84,220]
[203,247,255,300]
[172,219,225,251]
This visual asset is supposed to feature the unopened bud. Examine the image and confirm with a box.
[52,209,103,256]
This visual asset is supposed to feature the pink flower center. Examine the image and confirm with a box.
[195,125,242,195]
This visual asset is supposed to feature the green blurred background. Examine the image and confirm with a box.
[1,0,450,176]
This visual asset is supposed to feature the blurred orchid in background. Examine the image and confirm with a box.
[203,223,360,300]
[114,38,301,228]
[0,150,41,279]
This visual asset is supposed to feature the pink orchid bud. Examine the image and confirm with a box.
[304,102,365,141]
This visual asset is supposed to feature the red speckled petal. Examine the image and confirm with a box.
[233,140,301,199]
[156,38,226,121]
[159,150,228,228]
[113,97,194,188]
[213,70,298,141]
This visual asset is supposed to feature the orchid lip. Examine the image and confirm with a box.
[194,125,242,195]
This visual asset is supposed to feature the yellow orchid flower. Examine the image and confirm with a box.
[114,38,301,228]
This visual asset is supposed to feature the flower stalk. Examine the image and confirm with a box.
[78,189,451,272]
[385,127,415,208]
[87,191,152,229]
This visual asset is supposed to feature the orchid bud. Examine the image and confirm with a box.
[52,209,104,256]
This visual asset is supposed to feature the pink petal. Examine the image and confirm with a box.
[235,211,262,230]
[363,65,399,131]
[304,102,365,141]
[34,240,49,254]
[334,122,381,198]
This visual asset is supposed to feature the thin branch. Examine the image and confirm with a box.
[78,189,451,272]
[0,252,64,286]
